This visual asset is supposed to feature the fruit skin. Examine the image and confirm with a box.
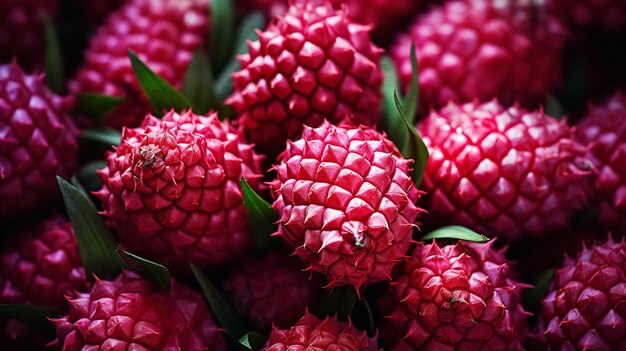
[0,0,58,70]
[226,0,383,160]
[51,270,227,350]
[270,119,424,290]
[264,312,377,350]
[418,100,593,242]
[537,236,626,351]
[575,92,626,234]
[379,239,530,350]
[70,0,210,128]
[95,110,263,270]
[391,0,567,110]
[0,63,78,222]
[548,0,626,29]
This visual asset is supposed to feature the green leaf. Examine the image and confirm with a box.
[0,304,58,339]
[420,225,490,243]
[241,177,279,253]
[316,286,358,321]
[360,297,376,337]
[75,93,125,124]
[117,247,171,290]
[76,160,106,193]
[215,11,266,99]
[239,332,266,350]
[545,95,565,118]
[71,174,92,204]
[403,42,419,124]
[57,177,123,281]
[183,49,216,114]
[43,16,64,95]
[190,263,246,346]
[210,0,235,72]
[524,269,554,313]
[128,50,192,116]
[80,128,121,147]
[393,91,429,187]
[381,56,408,150]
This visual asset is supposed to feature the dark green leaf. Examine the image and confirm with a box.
[239,332,266,350]
[524,269,554,313]
[71,174,92,204]
[545,95,565,118]
[57,177,123,281]
[43,16,64,95]
[117,247,171,290]
[420,225,490,243]
[360,297,376,337]
[381,56,408,150]
[316,286,358,321]
[190,263,246,346]
[210,0,235,72]
[75,93,125,124]
[215,11,266,99]
[403,42,419,124]
[76,160,106,193]
[0,304,58,338]
[183,49,215,114]
[80,128,121,147]
[393,91,429,186]
[128,50,192,116]
[241,177,279,253]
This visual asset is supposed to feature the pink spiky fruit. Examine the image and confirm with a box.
[418,100,593,242]
[95,110,263,270]
[270,119,424,290]
[379,239,530,350]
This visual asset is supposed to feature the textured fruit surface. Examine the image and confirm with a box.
[0,0,59,69]
[96,110,263,270]
[576,93,626,234]
[270,120,423,290]
[392,0,566,110]
[264,312,377,350]
[379,239,530,350]
[0,63,78,221]
[418,100,592,242]
[227,0,383,159]
[70,0,210,128]
[538,236,626,351]
[223,251,321,331]
[52,271,226,350]
[549,0,626,29]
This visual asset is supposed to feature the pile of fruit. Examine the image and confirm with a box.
[1,0,625,350]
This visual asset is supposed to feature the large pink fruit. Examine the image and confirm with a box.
[96,110,263,270]
[418,100,593,242]
[379,239,530,350]
[227,0,383,159]
[270,119,424,290]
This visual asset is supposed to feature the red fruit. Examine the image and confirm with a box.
[576,92,626,234]
[418,100,593,242]
[0,63,78,221]
[70,0,210,128]
[379,239,530,350]
[227,0,383,159]
[392,0,567,110]
[222,251,321,331]
[538,236,626,351]
[548,0,626,29]
[96,110,263,270]
[51,271,227,350]
[264,312,377,350]
[270,119,424,290]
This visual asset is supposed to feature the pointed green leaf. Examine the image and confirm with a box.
[359,297,376,337]
[420,225,490,243]
[57,177,123,281]
[393,90,429,186]
[316,286,358,321]
[403,42,419,124]
[80,128,121,147]
[524,269,554,313]
[190,263,246,346]
[381,56,408,150]
[241,177,280,253]
[183,49,215,114]
[117,247,171,290]
[545,95,565,118]
[75,93,125,124]
[76,160,106,194]
[239,332,266,350]
[0,304,58,338]
[43,16,64,95]
[215,11,266,99]
[210,0,234,72]
[71,174,92,204]
[128,50,192,116]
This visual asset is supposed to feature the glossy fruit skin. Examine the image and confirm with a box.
[264,312,377,351]
[52,271,227,350]
[222,251,321,331]
[538,236,626,351]
[270,119,424,290]
[379,239,530,351]
[576,93,626,234]
[418,100,593,242]
[0,63,78,222]
[96,110,263,270]
[70,0,210,128]
[227,0,383,160]
[392,0,566,111]
[548,0,626,29]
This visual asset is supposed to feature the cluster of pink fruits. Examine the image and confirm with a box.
[0,0,625,350]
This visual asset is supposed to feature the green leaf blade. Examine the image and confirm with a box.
[240,177,279,253]
[393,90,429,187]
[183,49,216,114]
[524,269,554,313]
[43,16,64,95]
[210,0,235,72]
[239,332,266,350]
[80,128,121,147]
[75,93,125,124]
[420,225,490,243]
[381,56,408,150]
[117,247,171,290]
[403,42,419,124]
